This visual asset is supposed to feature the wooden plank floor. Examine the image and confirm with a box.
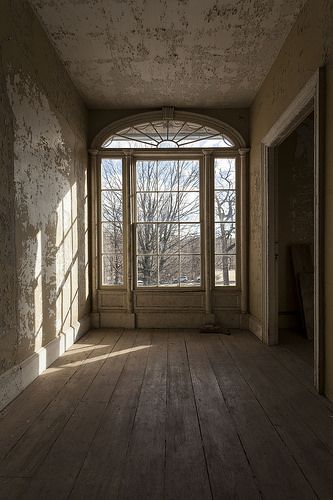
[1,328,333,500]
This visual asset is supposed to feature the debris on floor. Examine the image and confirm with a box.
[199,324,231,335]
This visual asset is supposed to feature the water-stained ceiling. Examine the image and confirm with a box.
[28,0,307,109]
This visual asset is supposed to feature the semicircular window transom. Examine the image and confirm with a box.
[102,120,235,149]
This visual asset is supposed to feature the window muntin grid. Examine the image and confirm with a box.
[100,158,124,285]
[135,159,201,287]
[98,154,239,290]
[214,158,237,287]
[102,120,235,149]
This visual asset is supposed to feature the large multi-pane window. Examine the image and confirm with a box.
[214,158,236,286]
[100,158,124,285]
[135,159,201,287]
[97,118,240,290]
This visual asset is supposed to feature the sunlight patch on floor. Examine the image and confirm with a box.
[58,345,151,368]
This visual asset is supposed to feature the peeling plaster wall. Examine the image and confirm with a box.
[0,44,16,375]
[249,0,333,398]
[0,0,89,377]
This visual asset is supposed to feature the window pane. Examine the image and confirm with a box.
[135,157,201,288]
[178,160,200,190]
[136,160,158,191]
[215,255,236,286]
[102,191,122,222]
[214,158,237,287]
[101,159,122,190]
[158,160,178,191]
[102,255,123,285]
[180,224,200,254]
[102,222,123,253]
[215,191,236,222]
[137,192,158,221]
[158,223,179,254]
[137,256,158,286]
[137,224,158,254]
[215,223,236,254]
[180,255,201,286]
[100,157,124,287]
[179,192,200,222]
[159,255,179,286]
[215,159,236,189]
[158,192,179,221]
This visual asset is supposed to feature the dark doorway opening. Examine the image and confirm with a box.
[276,112,314,368]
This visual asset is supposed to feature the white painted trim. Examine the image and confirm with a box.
[261,68,325,392]
[262,72,317,147]
[261,145,279,345]
[0,315,90,412]
[239,148,250,314]
[247,314,263,340]
[91,109,246,150]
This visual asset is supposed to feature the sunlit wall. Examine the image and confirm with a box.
[0,0,89,375]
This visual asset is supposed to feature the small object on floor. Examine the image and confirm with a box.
[199,323,231,335]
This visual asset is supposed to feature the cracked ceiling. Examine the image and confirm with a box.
[28,0,307,108]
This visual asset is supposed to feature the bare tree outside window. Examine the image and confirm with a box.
[100,156,237,288]
[101,159,124,285]
[214,158,236,286]
[136,159,201,287]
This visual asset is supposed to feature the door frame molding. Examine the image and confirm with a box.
[261,68,325,392]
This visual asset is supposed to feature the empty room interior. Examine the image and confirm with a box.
[1,0,333,498]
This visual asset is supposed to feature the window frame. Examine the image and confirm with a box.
[98,155,127,289]
[96,148,241,292]
[132,154,204,290]
[210,154,241,290]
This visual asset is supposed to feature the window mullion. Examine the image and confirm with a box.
[89,150,99,310]
[239,148,250,313]
[203,150,213,316]
[124,152,134,312]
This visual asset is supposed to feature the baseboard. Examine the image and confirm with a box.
[247,314,263,340]
[99,312,136,329]
[0,315,90,412]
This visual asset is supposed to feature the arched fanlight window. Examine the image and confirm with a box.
[102,120,235,149]
[90,109,249,332]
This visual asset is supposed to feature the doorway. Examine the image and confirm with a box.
[276,113,314,368]
[261,69,325,392]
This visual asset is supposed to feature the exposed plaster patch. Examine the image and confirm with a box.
[0,48,17,374]
[0,0,89,392]
[1,68,88,371]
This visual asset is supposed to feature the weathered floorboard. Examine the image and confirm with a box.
[69,330,152,499]
[117,331,168,500]
[0,330,121,478]
[222,331,333,498]
[0,329,106,462]
[185,334,260,499]
[0,328,333,500]
[204,334,316,500]
[165,332,212,500]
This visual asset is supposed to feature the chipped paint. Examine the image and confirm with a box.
[0,0,89,375]
[28,0,306,108]
[0,46,17,374]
